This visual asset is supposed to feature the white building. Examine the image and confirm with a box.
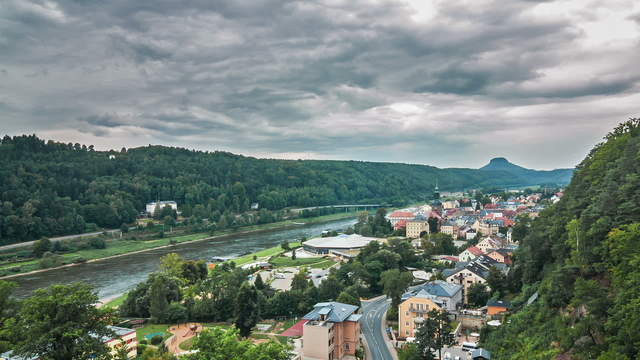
[146,201,178,216]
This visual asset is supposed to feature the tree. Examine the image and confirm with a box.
[254,273,265,291]
[12,283,115,360]
[414,309,455,360]
[184,328,290,360]
[32,238,52,258]
[486,266,506,297]
[149,276,170,323]
[280,240,290,251]
[291,270,308,292]
[380,269,413,307]
[337,291,359,306]
[467,283,490,307]
[0,281,17,352]
[235,283,260,337]
[160,253,184,278]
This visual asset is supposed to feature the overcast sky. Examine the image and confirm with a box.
[1,0,639,169]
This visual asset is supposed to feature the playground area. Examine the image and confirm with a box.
[166,323,203,354]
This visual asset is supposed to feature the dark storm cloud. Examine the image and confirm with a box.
[1,0,639,169]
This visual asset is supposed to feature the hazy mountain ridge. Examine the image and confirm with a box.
[480,157,574,185]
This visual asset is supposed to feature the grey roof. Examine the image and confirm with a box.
[402,280,462,301]
[303,302,359,323]
[471,348,492,359]
[0,352,37,360]
[526,291,539,306]
[487,299,511,308]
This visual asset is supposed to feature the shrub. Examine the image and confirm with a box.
[72,257,87,264]
[139,339,148,345]
[169,239,177,245]
[39,252,64,269]
[136,344,147,354]
[150,334,163,345]
[89,237,106,249]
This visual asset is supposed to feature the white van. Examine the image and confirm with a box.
[461,342,478,352]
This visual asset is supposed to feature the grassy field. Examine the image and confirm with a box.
[0,211,359,278]
[231,241,301,266]
[268,256,336,269]
[136,324,170,341]
[102,294,127,309]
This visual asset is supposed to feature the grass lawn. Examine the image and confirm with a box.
[232,241,301,266]
[269,256,325,267]
[102,294,126,309]
[136,324,170,342]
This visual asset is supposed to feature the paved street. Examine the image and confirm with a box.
[0,229,122,252]
[361,296,395,360]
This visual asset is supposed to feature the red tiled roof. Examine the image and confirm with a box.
[389,211,415,218]
[394,219,408,229]
[467,246,483,256]
[442,256,459,262]
[281,320,307,337]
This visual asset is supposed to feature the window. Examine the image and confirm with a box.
[406,311,409,316]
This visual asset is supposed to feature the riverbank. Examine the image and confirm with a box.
[0,211,359,280]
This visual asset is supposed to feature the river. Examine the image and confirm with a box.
[9,218,356,299]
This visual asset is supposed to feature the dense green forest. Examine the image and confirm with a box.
[0,135,565,245]
[483,119,640,359]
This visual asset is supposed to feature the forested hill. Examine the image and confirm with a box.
[483,119,640,359]
[2,134,559,245]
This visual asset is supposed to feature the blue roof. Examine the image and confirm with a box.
[303,302,359,323]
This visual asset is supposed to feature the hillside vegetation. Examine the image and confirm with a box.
[0,135,567,245]
[483,119,640,359]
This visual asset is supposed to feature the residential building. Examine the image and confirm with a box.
[465,229,478,241]
[478,220,500,236]
[406,220,429,238]
[302,302,362,360]
[487,300,511,316]
[387,211,415,226]
[146,201,177,216]
[398,290,443,339]
[104,326,138,358]
[445,262,489,304]
[486,248,512,265]
[401,280,462,312]
[476,236,502,253]
[440,221,458,237]
[458,246,483,262]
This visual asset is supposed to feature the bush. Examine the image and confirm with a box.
[139,339,148,345]
[169,239,177,245]
[89,237,106,249]
[150,334,163,345]
[72,257,87,264]
[120,224,129,233]
[136,344,147,354]
[39,252,64,269]
[165,302,188,324]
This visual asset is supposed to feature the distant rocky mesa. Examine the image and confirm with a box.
[479,157,574,185]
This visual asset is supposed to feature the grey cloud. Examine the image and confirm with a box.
[1,0,639,169]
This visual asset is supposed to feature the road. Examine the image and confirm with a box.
[361,296,395,360]
[0,229,122,252]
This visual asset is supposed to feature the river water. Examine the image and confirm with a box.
[9,218,356,299]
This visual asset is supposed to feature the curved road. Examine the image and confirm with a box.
[361,296,395,360]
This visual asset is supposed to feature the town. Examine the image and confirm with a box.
[0,185,561,360]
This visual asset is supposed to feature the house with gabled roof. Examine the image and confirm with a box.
[459,245,483,262]
[401,280,463,312]
[302,302,361,360]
